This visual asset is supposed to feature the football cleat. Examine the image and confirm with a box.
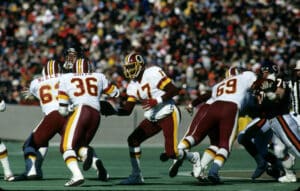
[191,152,201,178]
[207,174,223,185]
[251,160,267,180]
[119,174,144,185]
[169,158,184,178]
[278,172,297,183]
[207,163,223,184]
[4,175,15,181]
[159,152,169,162]
[96,159,109,181]
[64,177,84,187]
[83,147,94,171]
[266,163,283,179]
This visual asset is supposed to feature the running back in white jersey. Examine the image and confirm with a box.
[58,72,118,111]
[30,75,61,115]
[211,71,257,109]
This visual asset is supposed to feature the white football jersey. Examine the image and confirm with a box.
[126,66,175,121]
[211,71,257,109]
[29,75,60,115]
[58,72,118,111]
[126,66,171,101]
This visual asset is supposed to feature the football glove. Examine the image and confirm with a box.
[141,98,158,110]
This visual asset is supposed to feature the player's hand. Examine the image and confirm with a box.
[142,99,158,110]
[21,89,34,100]
[185,103,193,116]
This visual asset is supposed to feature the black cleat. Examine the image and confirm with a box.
[169,158,184,178]
[208,175,223,185]
[160,152,169,162]
[83,146,94,171]
[96,159,109,181]
[251,161,267,180]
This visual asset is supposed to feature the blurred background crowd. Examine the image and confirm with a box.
[0,0,299,105]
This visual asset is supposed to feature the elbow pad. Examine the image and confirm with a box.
[0,100,6,112]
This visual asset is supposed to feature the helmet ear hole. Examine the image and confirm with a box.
[123,52,145,79]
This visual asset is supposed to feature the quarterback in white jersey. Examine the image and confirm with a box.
[58,58,119,186]
[115,52,180,185]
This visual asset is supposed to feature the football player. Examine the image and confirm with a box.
[170,67,258,184]
[63,47,78,73]
[252,63,299,183]
[58,58,119,186]
[111,52,181,185]
[0,98,14,181]
[181,66,247,180]
[16,60,67,181]
[238,62,284,181]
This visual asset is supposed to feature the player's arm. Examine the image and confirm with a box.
[190,91,212,107]
[160,82,179,102]
[117,96,136,116]
[103,84,120,98]
[141,80,179,110]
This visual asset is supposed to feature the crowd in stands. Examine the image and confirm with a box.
[0,0,299,105]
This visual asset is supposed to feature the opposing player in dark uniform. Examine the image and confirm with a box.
[238,62,284,181]
[251,62,298,183]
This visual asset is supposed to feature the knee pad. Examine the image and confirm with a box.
[273,140,287,159]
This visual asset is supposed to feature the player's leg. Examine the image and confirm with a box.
[120,119,160,185]
[60,107,85,186]
[271,115,298,183]
[207,101,238,184]
[0,139,14,181]
[237,118,270,180]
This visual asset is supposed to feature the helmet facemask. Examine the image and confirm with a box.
[123,53,144,79]
[63,48,78,72]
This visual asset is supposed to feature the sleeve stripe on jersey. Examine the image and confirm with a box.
[103,84,115,94]
[127,96,136,102]
[58,91,69,101]
[157,77,171,90]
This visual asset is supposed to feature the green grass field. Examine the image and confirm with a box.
[0,141,299,191]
